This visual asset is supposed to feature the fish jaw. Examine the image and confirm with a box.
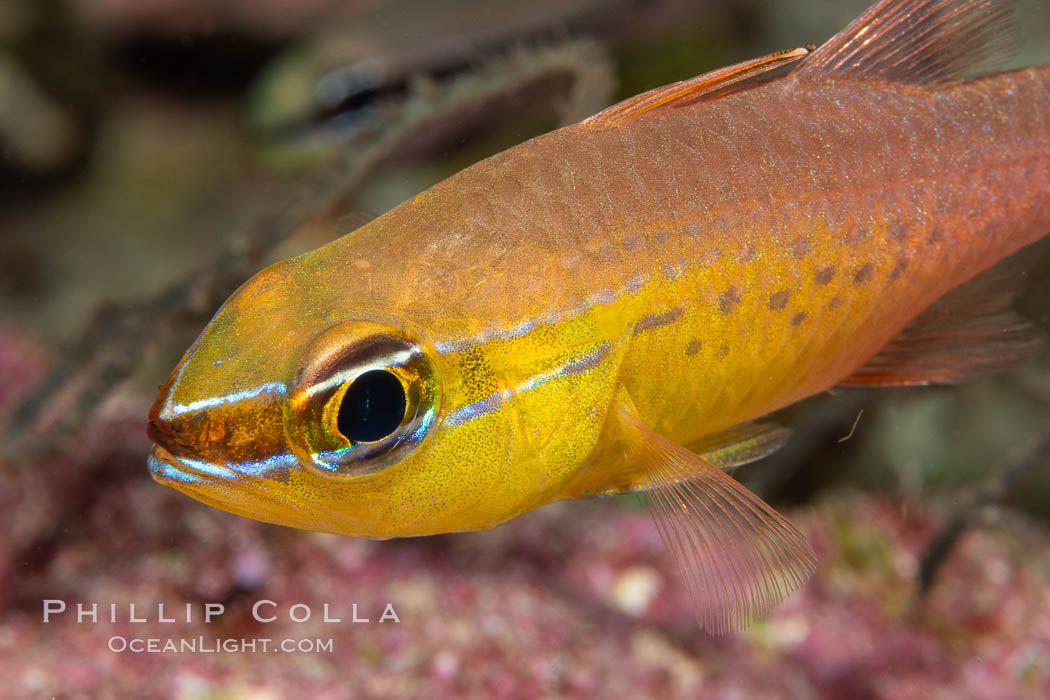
[147,384,371,535]
[147,357,293,479]
[146,365,312,526]
[146,442,322,531]
[141,299,365,530]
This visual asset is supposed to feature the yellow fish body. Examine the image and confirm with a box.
[149,0,1050,632]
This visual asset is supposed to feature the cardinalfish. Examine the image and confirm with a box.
[148,0,1050,632]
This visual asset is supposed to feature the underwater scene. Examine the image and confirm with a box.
[2,0,1050,697]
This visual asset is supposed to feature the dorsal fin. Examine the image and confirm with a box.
[795,0,1018,84]
[583,46,812,127]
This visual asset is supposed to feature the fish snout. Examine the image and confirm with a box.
[146,385,201,462]
[147,371,294,477]
[147,405,177,451]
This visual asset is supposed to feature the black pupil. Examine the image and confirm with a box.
[337,370,407,442]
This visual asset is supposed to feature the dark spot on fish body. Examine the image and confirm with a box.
[791,312,807,326]
[634,307,683,334]
[719,285,741,314]
[768,290,791,311]
[889,259,908,280]
[790,237,809,261]
[815,266,835,285]
[718,343,730,358]
[853,264,873,284]
[927,226,943,243]
[828,296,843,310]
[685,340,702,356]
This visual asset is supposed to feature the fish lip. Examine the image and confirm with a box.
[148,445,186,486]
[148,444,234,486]
[148,445,193,486]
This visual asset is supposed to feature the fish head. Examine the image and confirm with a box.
[147,249,523,538]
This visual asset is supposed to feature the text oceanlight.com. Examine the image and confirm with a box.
[108,636,335,654]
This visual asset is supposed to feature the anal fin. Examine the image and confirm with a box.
[599,394,816,633]
[843,254,1045,387]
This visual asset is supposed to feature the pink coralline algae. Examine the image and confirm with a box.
[2,324,1050,699]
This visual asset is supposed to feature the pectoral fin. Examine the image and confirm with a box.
[602,395,816,633]
[689,421,792,470]
[573,419,792,497]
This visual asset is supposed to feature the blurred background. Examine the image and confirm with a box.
[2,0,1050,697]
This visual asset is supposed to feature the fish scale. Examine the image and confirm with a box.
[595,72,1048,439]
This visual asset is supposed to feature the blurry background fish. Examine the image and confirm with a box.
[2,0,1050,696]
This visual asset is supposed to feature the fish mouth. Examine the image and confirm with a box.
[147,443,344,533]
[148,444,236,487]
[147,398,243,488]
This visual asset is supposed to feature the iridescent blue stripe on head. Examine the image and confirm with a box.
[161,381,286,418]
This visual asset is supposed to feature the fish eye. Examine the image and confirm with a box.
[336,369,407,443]
[286,321,441,478]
